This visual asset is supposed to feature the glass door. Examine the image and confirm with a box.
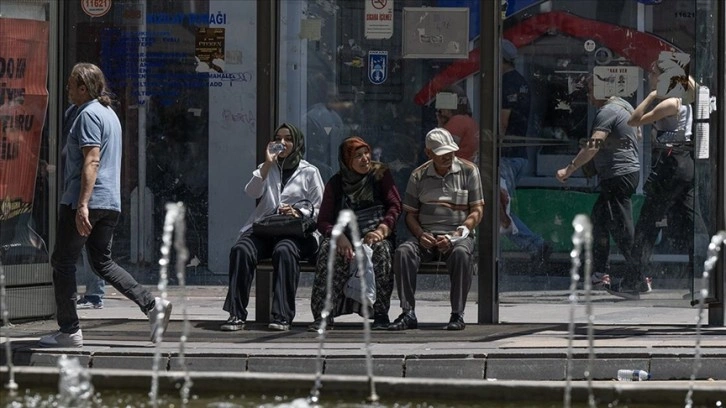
[277,0,721,325]
[496,0,720,324]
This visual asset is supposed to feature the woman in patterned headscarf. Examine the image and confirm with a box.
[221,123,324,332]
[309,136,402,331]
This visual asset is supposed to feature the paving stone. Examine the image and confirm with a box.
[92,355,164,370]
[26,352,90,368]
[487,358,564,380]
[651,357,726,380]
[405,357,484,379]
[569,358,650,380]
[247,356,318,374]
[324,357,403,377]
[170,356,248,372]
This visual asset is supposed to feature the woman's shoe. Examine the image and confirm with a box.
[371,313,390,330]
[307,316,333,332]
[220,316,245,331]
[268,320,291,331]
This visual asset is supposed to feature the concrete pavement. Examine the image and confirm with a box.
[2,285,726,382]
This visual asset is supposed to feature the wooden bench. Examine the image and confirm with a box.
[254,259,464,323]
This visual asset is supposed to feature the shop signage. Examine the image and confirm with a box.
[81,0,112,18]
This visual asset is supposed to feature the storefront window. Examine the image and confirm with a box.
[63,0,257,281]
[497,0,715,311]
[0,1,51,266]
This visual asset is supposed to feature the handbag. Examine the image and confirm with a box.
[252,200,316,238]
[344,243,376,306]
[353,204,385,236]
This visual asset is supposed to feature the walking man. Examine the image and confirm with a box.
[39,63,171,347]
[389,128,484,331]
[556,77,641,292]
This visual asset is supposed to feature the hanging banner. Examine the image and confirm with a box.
[0,18,49,224]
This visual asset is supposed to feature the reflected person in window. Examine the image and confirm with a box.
[436,81,550,272]
[389,128,484,331]
[500,41,553,270]
[309,137,402,331]
[222,123,324,331]
[617,63,706,299]
[556,77,641,294]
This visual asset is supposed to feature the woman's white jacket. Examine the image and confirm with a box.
[239,159,324,244]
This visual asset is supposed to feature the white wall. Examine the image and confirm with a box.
[207,0,257,274]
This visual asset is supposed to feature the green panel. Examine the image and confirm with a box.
[505,189,644,252]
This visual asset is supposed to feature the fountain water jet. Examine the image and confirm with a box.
[150,202,190,407]
[57,354,94,407]
[564,214,595,408]
[1,255,18,395]
[684,230,726,408]
[309,209,378,405]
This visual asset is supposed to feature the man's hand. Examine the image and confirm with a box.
[556,167,570,183]
[434,234,452,252]
[76,205,92,237]
[418,232,437,249]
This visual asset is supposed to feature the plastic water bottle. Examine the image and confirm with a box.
[617,369,651,381]
[269,143,285,154]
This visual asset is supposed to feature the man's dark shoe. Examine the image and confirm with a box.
[445,313,466,330]
[606,279,641,300]
[371,313,390,330]
[388,311,417,331]
[307,316,333,332]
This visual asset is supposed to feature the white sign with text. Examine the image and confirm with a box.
[365,0,394,39]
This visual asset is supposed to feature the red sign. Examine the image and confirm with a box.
[0,18,49,221]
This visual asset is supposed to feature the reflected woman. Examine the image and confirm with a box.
[309,137,402,331]
[613,63,705,299]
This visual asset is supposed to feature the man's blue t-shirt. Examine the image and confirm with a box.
[61,99,122,211]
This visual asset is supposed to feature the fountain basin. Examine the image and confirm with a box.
[2,366,725,406]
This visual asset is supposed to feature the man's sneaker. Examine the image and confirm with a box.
[606,280,641,300]
[39,329,83,348]
[220,316,245,331]
[268,320,290,331]
[445,313,466,331]
[77,298,103,309]
[148,297,173,343]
